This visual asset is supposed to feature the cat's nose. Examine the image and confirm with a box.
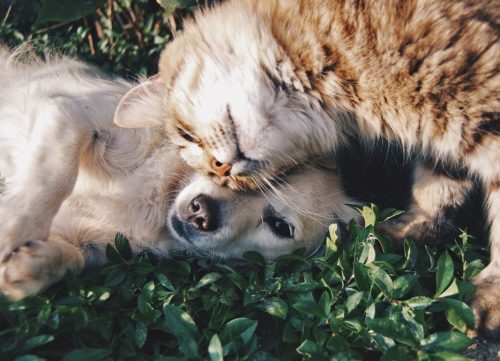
[183,195,219,232]
[210,157,232,177]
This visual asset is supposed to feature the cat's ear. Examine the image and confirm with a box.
[114,75,165,129]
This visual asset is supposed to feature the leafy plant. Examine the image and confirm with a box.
[0,205,487,360]
[0,0,206,76]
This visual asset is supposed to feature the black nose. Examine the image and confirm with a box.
[183,195,219,232]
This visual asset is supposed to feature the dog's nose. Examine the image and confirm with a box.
[184,195,219,232]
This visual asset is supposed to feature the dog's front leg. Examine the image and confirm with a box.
[0,97,94,260]
[0,237,84,300]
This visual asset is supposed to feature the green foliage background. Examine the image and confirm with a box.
[0,1,489,360]
[1,0,201,76]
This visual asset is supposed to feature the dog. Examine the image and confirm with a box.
[0,47,358,300]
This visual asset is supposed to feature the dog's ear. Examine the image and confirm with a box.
[114,75,165,128]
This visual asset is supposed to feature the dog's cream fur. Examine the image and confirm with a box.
[0,48,357,300]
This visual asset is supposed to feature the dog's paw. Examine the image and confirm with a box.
[0,240,66,300]
[0,222,45,262]
[472,270,500,340]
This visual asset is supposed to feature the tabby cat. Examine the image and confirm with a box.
[114,0,500,337]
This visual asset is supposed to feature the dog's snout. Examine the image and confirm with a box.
[184,195,219,232]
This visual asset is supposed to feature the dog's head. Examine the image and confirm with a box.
[168,166,358,259]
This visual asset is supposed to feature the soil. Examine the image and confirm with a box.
[465,331,500,361]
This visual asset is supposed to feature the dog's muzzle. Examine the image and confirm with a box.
[170,194,223,244]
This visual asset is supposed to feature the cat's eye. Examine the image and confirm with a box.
[264,215,295,238]
[177,127,195,143]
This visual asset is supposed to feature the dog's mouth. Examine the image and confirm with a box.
[169,214,193,245]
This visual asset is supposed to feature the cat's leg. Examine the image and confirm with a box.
[0,97,94,261]
[379,160,472,245]
[0,237,84,300]
[472,180,500,339]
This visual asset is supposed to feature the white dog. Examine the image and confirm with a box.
[0,47,357,300]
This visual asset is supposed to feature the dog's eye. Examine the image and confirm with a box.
[265,215,295,238]
[177,127,195,143]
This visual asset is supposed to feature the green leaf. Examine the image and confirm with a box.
[319,291,332,317]
[243,251,266,265]
[345,291,364,314]
[444,307,467,332]
[158,273,176,292]
[220,318,258,355]
[343,319,364,333]
[115,233,133,260]
[159,0,198,16]
[435,252,454,297]
[104,244,123,264]
[14,356,47,361]
[163,305,199,357]
[296,340,325,358]
[368,266,394,298]
[138,293,154,315]
[324,223,339,259]
[404,296,434,311]
[292,300,327,318]
[61,348,112,361]
[359,243,376,264]
[35,0,105,27]
[430,352,470,361]
[360,205,377,227]
[365,302,376,320]
[379,208,405,222]
[21,335,55,351]
[328,223,339,243]
[367,317,419,347]
[402,239,418,270]
[392,274,416,299]
[259,297,288,320]
[439,279,459,298]
[463,259,484,281]
[195,272,222,289]
[442,299,475,329]
[380,345,414,361]
[425,246,437,271]
[208,334,223,361]
[420,331,473,353]
[282,320,299,343]
[354,262,371,291]
[401,306,425,341]
[135,321,148,349]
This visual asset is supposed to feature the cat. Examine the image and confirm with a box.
[0,46,357,300]
[113,0,500,337]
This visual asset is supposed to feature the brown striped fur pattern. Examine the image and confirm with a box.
[114,0,500,337]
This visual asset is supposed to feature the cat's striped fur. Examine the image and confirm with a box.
[114,0,500,337]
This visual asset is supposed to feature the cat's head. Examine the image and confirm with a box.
[114,1,342,189]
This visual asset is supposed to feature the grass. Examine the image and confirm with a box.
[0,1,490,360]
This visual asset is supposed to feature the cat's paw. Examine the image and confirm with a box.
[377,211,456,246]
[472,268,500,340]
[377,213,432,245]
[0,240,66,300]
